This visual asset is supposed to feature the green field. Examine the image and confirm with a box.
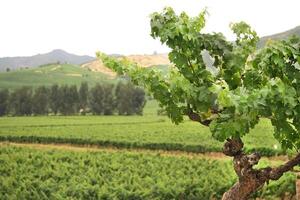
[0,64,170,90]
[0,64,113,89]
[0,145,295,200]
[0,99,294,199]
[0,114,282,156]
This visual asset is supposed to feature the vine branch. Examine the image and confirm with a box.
[222,138,300,200]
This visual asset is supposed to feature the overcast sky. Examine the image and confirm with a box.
[0,0,299,57]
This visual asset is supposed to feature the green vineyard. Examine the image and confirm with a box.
[1,0,300,198]
[0,116,282,156]
[0,145,295,200]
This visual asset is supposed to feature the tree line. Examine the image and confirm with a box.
[0,82,146,116]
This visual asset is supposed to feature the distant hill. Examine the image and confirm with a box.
[1,25,299,89]
[82,53,170,78]
[258,26,300,47]
[0,53,171,89]
[127,54,170,67]
[82,60,116,78]
[0,49,95,71]
[0,63,114,89]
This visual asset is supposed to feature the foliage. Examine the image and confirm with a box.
[49,84,60,114]
[58,85,78,115]
[9,86,33,116]
[132,86,146,115]
[32,86,49,115]
[2,82,146,116]
[0,89,9,116]
[98,7,300,151]
[69,85,80,113]
[78,82,89,113]
[0,145,295,200]
[115,81,133,115]
[89,83,104,115]
[115,82,146,115]
[102,83,114,115]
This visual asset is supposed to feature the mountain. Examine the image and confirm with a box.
[0,49,95,71]
[258,26,300,47]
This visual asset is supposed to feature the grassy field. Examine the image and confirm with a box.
[0,64,113,89]
[0,99,294,199]
[0,113,282,155]
[0,144,295,200]
[0,63,170,90]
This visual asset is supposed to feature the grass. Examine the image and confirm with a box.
[0,64,114,89]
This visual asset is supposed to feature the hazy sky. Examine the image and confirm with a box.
[0,0,299,57]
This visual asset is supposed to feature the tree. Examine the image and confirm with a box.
[98,7,300,199]
[32,86,49,115]
[10,86,33,116]
[102,83,114,115]
[58,85,78,115]
[49,84,60,115]
[0,89,9,116]
[57,85,69,115]
[115,81,133,115]
[79,82,89,114]
[89,83,104,115]
[115,82,146,115]
[69,85,79,113]
[132,86,146,115]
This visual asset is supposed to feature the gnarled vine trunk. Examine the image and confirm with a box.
[222,138,300,200]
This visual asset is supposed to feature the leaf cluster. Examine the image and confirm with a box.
[98,7,300,150]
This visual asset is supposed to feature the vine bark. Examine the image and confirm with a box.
[221,138,300,200]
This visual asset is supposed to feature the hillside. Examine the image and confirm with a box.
[0,49,95,71]
[82,53,170,78]
[81,60,116,78]
[127,54,170,67]
[258,26,300,47]
[0,63,112,89]
[0,54,171,89]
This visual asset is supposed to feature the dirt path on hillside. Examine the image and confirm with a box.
[0,142,288,163]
